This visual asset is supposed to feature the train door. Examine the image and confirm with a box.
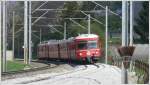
[69,41,76,60]
[58,44,61,60]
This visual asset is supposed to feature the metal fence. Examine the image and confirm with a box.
[109,44,149,84]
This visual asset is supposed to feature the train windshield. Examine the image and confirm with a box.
[77,41,97,49]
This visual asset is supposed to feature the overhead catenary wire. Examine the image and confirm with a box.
[69,18,87,30]
[32,1,48,14]
[92,1,121,18]
[81,11,105,25]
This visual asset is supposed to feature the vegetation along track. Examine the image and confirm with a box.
[2,60,59,80]
[134,60,149,84]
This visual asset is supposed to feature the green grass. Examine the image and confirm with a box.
[134,66,145,84]
[6,61,29,72]
[109,37,121,45]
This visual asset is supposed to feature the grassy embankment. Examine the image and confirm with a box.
[6,60,30,72]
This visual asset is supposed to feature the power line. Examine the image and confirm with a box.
[69,18,86,30]
[92,1,121,18]
[32,1,48,14]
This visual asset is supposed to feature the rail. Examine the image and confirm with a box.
[1,60,59,80]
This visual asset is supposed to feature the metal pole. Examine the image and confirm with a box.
[122,0,128,84]
[88,14,91,34]
[81,11,104,25]
[105,6,108,64]
[122,1,128,46]
[149,2,150,79]
[24,1,28,64]
[40,29,41,43]
[12,11,15,61]
[2,1,6,72]
[0,1,2,71]
[64,22,66,40]
[29,1,32,64]
[126,2,129,45]
[129,1,133,46]
[18,38,19,57]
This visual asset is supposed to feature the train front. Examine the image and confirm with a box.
[75,34,102,63]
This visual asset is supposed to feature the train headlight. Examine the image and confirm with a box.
[79,53,82,56]
[95,51,98,54]
[87,51,90,55]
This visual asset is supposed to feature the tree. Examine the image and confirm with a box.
[134,2,149,43]
[59,1,80,24]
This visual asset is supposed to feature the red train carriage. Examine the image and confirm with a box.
[47,40,59,59]
[37,34,102,63]
[59,40,68,59]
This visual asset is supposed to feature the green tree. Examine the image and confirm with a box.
[134,2,149,43]
[59,1,80,24]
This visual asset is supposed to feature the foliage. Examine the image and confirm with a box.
[134,2,149,43]
[59,1,80,24]
[6,60,29,71]
[108,15,121,31]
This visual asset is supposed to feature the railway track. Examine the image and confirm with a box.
[19,63,103,84]
[2,60,82,80]
[19,65,88,84]
[2,58,103,82]
[1,60,60,80]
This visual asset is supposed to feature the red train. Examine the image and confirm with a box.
[37,34,102,63]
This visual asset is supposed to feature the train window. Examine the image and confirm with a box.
[77,41,97,49]
[77,41,87,49]
[87,41,97,49]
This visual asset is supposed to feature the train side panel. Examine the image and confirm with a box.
[67,41,76,60]
[48,43,59,59]
[59,42,68,59]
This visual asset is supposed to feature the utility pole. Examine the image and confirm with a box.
[122,0,128,84]
[29,1,32,64]
[12,11,15,61]
[122,1,128,46]
[149,1,150,48]
[64,22,66,40]
[24,1,28,64]
[105,6,108,64]
[0,1,2,70]
[2,1,6,72]
[129,1,133,46]
[40,29,42,43]
[126,2,129,45]
[88,14,91,34]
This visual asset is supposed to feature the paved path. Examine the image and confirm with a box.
[2,63,123,85]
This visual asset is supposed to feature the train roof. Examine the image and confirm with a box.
[38,39,74,46]
[38,34,98,46]
[38,40,59,46]
[75,34,98,40]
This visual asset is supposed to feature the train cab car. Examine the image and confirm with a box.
[75,34,102,62]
